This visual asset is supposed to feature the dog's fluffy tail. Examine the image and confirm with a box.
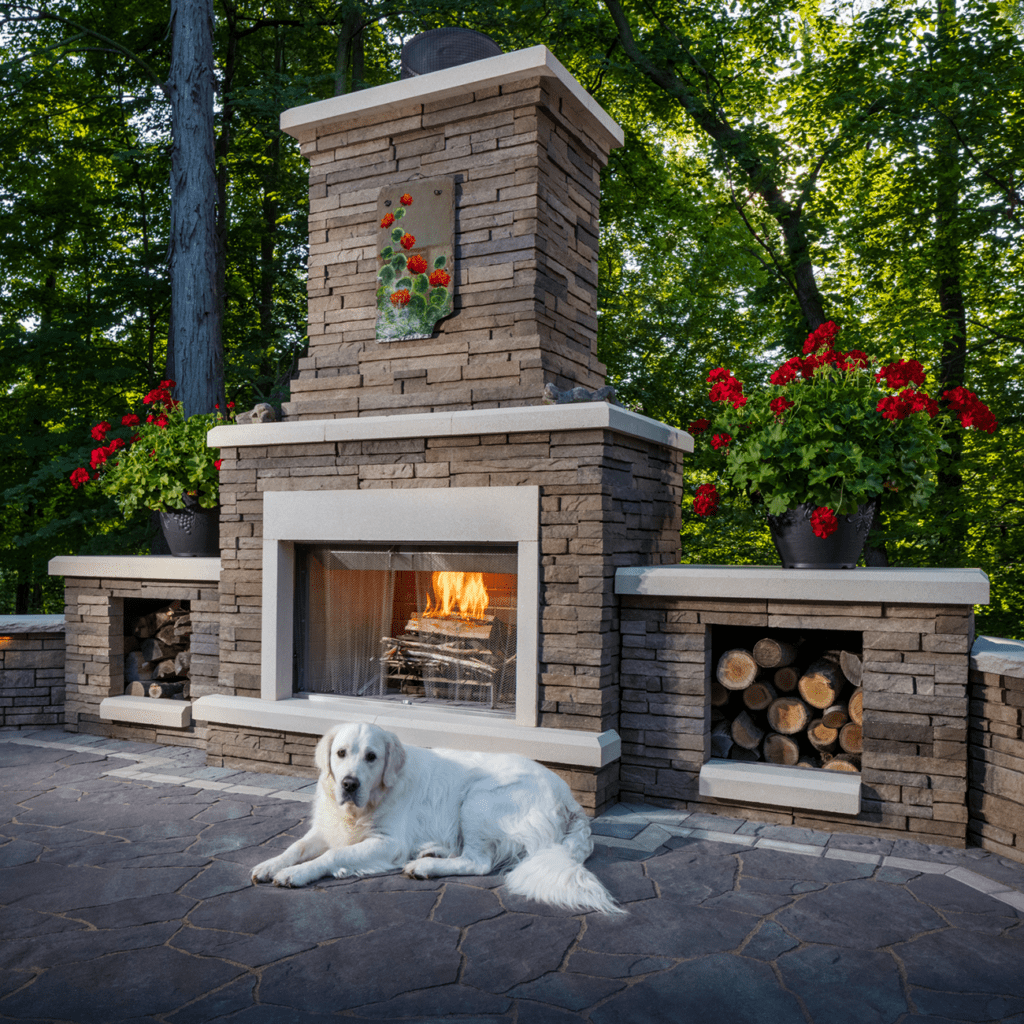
[503,811,625,916]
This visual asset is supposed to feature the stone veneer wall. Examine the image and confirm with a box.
[216,424,685,814]
[287,75,612,420]
[968,640,1024,862]
[61,576,220,747]
[0,618,65,728]
[618,596,975,846]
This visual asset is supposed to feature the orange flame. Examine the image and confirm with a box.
[424,572,489,621]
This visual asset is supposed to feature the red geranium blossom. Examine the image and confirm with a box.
[91,421,111,442]
[399,193,413,205]
[710,433,732,451]
[770,358,801,386]
[942,387,998,433]
[380,212,395,229]
[428,268,450,288]
[770,397,794,417]
[399,233,416,250]
[390,289,412,306]
[803,320,839,354]
[90,447,109,469]
[810,506,839,539]
[693,483,720,516]
[688,418,711,433]
[107,437,126,452]
[214,459,223,471]
[69,467,90,489]
[121,414,140,427]
[406,254,428,275]
[707,368,747,408]
[875,359,926,390]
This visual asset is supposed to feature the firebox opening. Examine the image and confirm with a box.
[294,544,518,714]
[710,625,863,773]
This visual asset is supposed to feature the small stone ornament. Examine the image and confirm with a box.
[235,403,277,424]
[542,383,619,405]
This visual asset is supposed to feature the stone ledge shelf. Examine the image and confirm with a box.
[100,695,192,729]
[280,44,624,152]
[971,635,1024,677]
[207,403,693,454]
[615,565,990,605]
[48,555,221,583]
[0,615,65,634]
[700,759,861,816]
[192,694,620,769]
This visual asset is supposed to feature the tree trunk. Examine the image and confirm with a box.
[934,0,968,562]
[334,5,365,96]
[167,0,223,416]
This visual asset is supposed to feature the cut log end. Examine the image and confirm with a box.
[717,649,759,690]
[753,637,798,668]
[767,696,811,736]
[848,689,864,726]
[798,659,845,710]
[763,733,800,765]
[731,709,765,750]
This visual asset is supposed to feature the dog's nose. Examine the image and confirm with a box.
[341,776,359,794]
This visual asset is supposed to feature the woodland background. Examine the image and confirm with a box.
[1,0,1021,638]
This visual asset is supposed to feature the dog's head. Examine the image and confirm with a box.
[314,722,406,810]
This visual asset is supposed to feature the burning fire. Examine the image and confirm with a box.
[424,572,489,621]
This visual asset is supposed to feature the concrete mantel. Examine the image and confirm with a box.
[207,402,693,454]
[0,615,65,634]
[280,44,624,152]
[616,564,990,606]
[48,555,221,584]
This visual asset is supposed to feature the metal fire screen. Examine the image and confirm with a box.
[294,545,518,712]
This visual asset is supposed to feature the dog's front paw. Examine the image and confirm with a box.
[251,858,282,884]
[402,857,436,879]
[272,865,311,888]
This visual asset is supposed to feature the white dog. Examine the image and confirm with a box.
[251,722,622,915]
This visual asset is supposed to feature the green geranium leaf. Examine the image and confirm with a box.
[433,255,447,268]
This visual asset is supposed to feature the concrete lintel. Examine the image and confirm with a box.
[699,758,861,816]
[280,45,624,152]
[208,403,692,454]
[616,565,989,606]
[48,555,221,584]
[192,694,620,768]
[100,695,192,729]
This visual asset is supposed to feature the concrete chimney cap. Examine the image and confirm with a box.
[280,44,624,151]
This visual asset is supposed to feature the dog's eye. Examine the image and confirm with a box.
[335,749,346,759]
[365,751,377,762]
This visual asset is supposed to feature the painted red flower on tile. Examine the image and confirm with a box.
[407,254,428,274]
[428,269,450,287]
[380,213,395,229]
[399,234,416,250]
[390,289,411,306]
[400,194,413,205]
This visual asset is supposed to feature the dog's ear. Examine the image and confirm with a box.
[314,725,340,778]
[381,729,406,789]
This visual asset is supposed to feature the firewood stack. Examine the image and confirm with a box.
[711,637,863,772]
[380,610,515,708]
[123,601,192,700]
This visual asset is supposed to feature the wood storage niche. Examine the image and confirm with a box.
[122,597,193,701]
[709,625,863,774]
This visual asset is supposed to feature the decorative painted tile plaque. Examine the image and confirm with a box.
[375,176,455,342]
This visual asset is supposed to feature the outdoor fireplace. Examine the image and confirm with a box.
[294,544,518,712]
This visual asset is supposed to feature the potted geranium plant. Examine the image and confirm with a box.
[69,380,232,557]
[688,321,997,568]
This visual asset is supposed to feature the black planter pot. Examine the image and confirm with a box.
[158,500,220,557]
[767,502,875,570]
